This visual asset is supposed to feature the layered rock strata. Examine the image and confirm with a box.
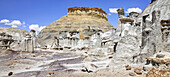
[38,7,114,46]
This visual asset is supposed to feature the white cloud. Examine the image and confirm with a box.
[22,21,25,25]
[109,8,118,13]
[39,26,46,31]
[108,13,111,15]
[0,19,46,32]
[0,19,10,23]
[29,24,45,32]
[23,25,26,27]
[11,25,18,28]
[6,20,22,28]
[10,20,22,27]
[0,19,25,28]
[125,8,142,13]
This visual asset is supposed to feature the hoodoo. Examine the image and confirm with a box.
[38,7,114,46]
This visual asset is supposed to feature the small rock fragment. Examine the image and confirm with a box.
[143,65,153,71]
[25,67,30,70]
[134,68,142,75]
[9,65,14,68]
[8,72,13,76]
[125,65,131,70]
[6,64,11,66]
[156,54,165,58]
[32,55,36,57]
[17,55,21,58]
[108,56,113,59]
[49,71,54,75]
[8,58,11,60]
[12,60,18,63]
[129,72,136,76]
[81,63,98,73]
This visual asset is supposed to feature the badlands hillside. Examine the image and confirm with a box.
[0,0,169,77]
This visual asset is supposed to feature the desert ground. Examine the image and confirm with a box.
[0,49,148,77]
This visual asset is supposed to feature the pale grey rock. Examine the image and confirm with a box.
[0,27,35,52]
[138,0,170,63]
[111,0,170,65]
[0,32,13,49]
[112,9,142,65]
[82,63,98,73]
[143,64,153,71]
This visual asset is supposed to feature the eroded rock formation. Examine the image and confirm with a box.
[38,7,115,47]
[0,32,13,49]
[0,27,35,52]
[111,0,170,66]
[0,0,169,76]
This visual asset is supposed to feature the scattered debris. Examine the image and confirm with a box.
[146,68,170,77]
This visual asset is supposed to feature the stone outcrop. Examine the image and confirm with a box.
[0,27,35,52]
[138,0,170,63]
[111,0,170,65]
[0,0,169,76]
[36,0,169,67]
[38,7,114,46]
[0,32,13,49]
[112,8,142,65]
[0,27,29,41]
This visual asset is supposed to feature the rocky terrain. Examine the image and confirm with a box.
[0,27,29,41]
[0,49,147,77]
[0,0,170,77]
[38,7,114,46]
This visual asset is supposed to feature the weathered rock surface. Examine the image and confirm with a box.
[0,27,29,40]
[0,27,35,52]
[112,0,170,65]
[38,7,114,46]
[139,0,170,63]
[146,68,170,77]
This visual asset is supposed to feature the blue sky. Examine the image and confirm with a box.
[0,0,150,33]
